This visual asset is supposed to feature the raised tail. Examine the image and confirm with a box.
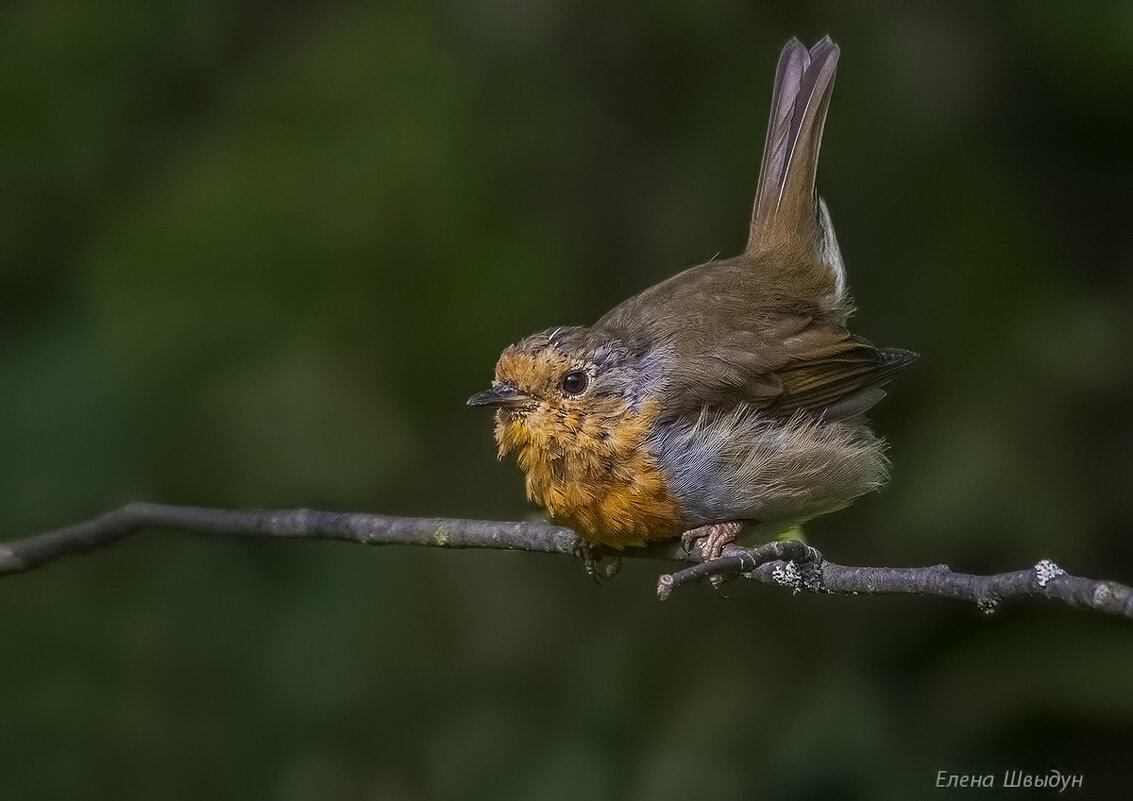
[747,37,847,317]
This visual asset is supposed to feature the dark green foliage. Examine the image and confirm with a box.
[2,1,1130,798]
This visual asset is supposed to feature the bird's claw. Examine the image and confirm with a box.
[680,521,745,596]
[681,521,744,561]
[575,539,622,584]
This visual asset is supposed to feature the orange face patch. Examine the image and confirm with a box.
[491,344,683,546]
[493,343,574,399]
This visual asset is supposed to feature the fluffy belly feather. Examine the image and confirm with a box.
[524,447,684,547]
[495,398,685,547]
[649,405,889,528]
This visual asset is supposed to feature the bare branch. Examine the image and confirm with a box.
[2,504,1130,619]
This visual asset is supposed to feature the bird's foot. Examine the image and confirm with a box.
[681,521,744,561]
[680,521,745,595]
[574,539,622,585]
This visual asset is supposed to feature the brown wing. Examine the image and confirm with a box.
[766,332,917,420]
[596,253,915,421]
[646,311,916,422]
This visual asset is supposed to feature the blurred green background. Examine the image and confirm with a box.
[2,1,1131,798]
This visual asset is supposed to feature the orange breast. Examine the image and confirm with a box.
[495,398,685,547]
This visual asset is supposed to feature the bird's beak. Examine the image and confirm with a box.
[466,384,533,409]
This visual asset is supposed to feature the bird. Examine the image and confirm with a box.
[467,36,916,561]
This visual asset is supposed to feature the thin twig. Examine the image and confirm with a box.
[1,504,1129,618]
[656,540,819,599]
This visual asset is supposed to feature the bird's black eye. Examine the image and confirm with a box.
[560,370,589,396]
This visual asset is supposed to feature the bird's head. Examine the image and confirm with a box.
[467,326,653,464]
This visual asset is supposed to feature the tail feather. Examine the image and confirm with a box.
[747,37,845,312]
[749,37,840,252]
[751,38,809,228]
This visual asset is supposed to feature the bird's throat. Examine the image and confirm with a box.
[494,398,683,546]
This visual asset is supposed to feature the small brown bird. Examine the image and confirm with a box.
[468,36,916,559]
